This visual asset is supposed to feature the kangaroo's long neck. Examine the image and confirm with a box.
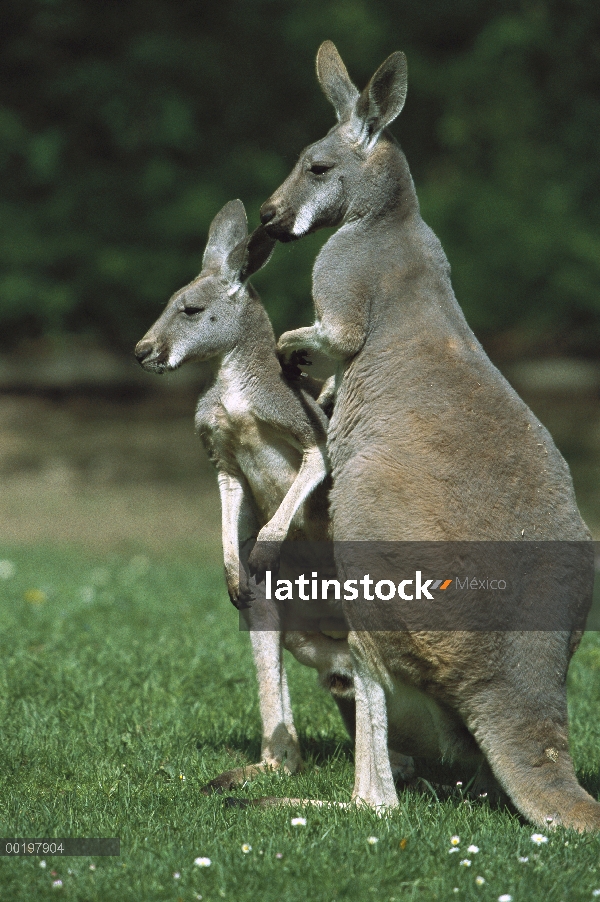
[312,138,475,381]
[316,135,457,320]
[344,136,420,229]
[216,296,282,398]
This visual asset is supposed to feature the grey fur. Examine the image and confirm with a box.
[260,43,599,831]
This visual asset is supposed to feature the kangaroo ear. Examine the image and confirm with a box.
[316,40,359,123]
[354,51,407,147]
[202,199,248,272]
[225,225,276,289]
[239,226,277,282]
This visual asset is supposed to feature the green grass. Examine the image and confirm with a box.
[0,545,598,901]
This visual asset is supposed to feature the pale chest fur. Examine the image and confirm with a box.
[196,376,303,527]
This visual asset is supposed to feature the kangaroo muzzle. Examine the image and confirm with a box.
[259,199,299,243]
[134,339,154,364]
[259,204,276,225]
[134,338,168,372]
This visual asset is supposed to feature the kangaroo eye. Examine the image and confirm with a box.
[309,163,331,176]
[183,306,205,316]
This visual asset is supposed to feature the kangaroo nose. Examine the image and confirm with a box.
[260,203,276,225]
[135,339,154,364]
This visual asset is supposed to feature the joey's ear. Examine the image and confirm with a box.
[225,226,276,288]
[240,226,277,282]
[202,199,248,272]
[316,40,359,123]
[354,51,407,147]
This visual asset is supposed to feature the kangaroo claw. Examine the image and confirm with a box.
[248,543,281,584]
[278,348,312,381]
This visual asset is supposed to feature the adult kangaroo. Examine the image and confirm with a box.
[259,41,600,831]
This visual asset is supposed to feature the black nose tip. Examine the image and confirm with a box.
[135,340,153,364]
[260,204,276,225]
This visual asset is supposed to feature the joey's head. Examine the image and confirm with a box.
[135,200,275,373]
[260,41,409,242]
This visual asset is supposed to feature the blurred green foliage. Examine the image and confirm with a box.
[0,0,599,355]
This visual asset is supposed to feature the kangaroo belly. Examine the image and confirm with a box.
[236,425,301,523]
[327,333,589,542]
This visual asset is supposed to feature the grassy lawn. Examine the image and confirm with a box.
[0,544,598,901]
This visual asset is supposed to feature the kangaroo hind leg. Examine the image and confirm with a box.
[201,629,302,795]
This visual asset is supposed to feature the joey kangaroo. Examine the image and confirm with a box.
[259,42,600,831]
[135,199,413,791]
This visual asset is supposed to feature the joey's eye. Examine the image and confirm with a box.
[309,163,331,176]
[183,306,205,316]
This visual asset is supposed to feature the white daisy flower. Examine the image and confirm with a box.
[498,895,513,902]
[366,836,378,845]
[467,845,479,854]
[194,857,211,867]
[459,859,471,867]
[242,844,252,854]
[291,816,307,826]
[39,861,47,869]
[518,856,529,863]
[530,833,548,845]
[173,872,181,879]
[448,847,460,854]
[475,876,485,886]
[450,835,460,846]
[0,560,15,580]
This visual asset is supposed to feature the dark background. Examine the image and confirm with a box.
[1,0,599,357]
